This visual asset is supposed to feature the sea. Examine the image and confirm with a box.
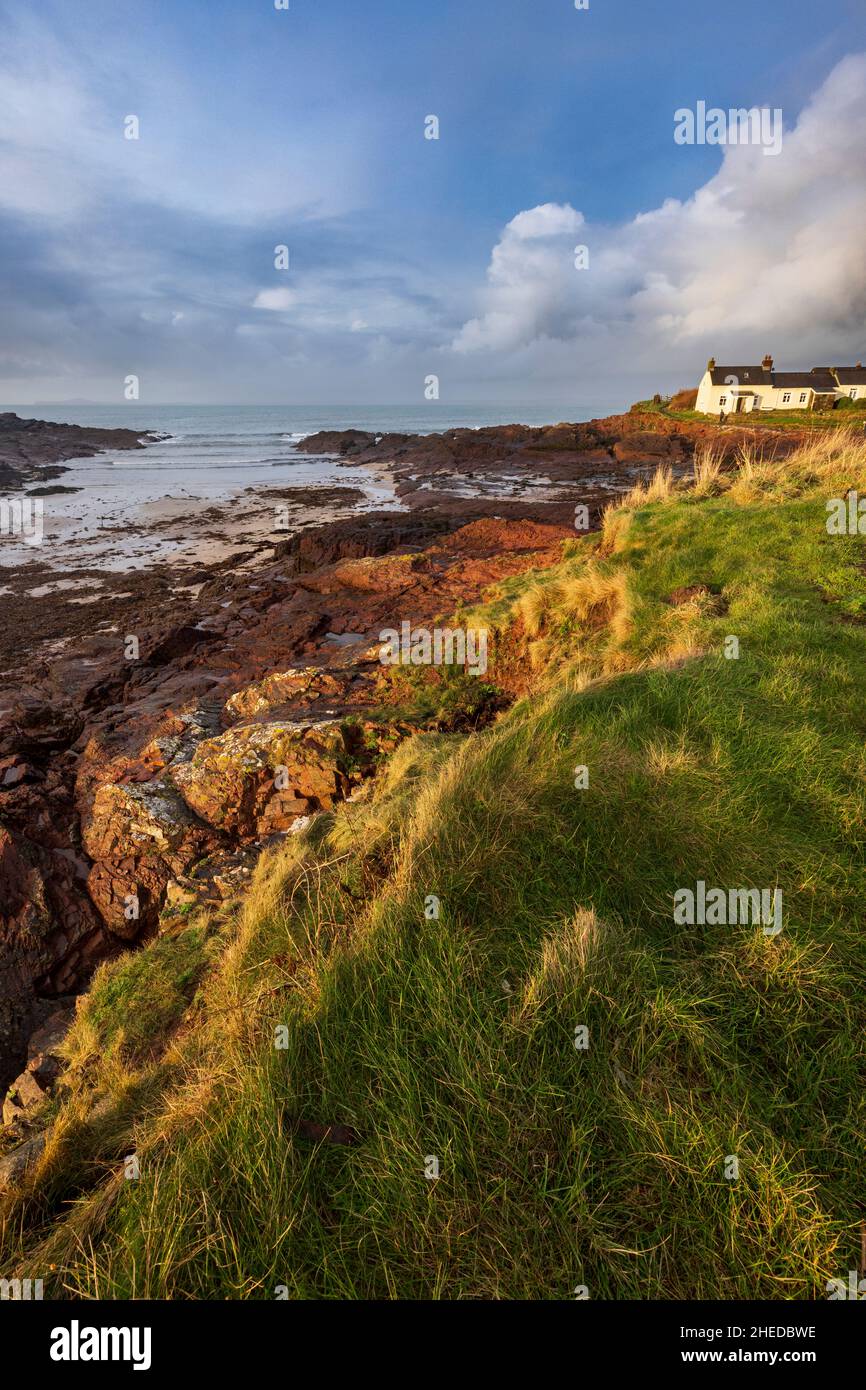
[0,402,618,571]
[11,401,615,461]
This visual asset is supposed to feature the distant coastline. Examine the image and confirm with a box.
[0,402,810,683]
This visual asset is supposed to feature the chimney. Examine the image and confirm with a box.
[707,357,716,371]
[857,362,863,370]
[761,354,773,371]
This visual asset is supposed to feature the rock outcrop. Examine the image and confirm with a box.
[0,508,570,1090]
[170,718,371,840]
[81,778,219,936]
[2,1004,73,1128]
[296,413,807,528]
[0,411,154,489]
[0,1133,46,1192]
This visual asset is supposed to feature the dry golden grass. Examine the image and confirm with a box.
[599,502,632,554]
[720,430,866,505]
[516,580,565,638]
[513,907,600,1025]
[691,443,725,497]
[604,429,866,520]
[598,464,674,554]
[620,462,675,509]
[726,449,780,504]
[559,565,630,629]
[527,636,551,671]
[515,564,634,677]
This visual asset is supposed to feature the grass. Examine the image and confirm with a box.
[630,395,866,430]
[1,433,864,1299]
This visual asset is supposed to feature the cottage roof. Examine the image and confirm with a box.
[833,367,866,385]
[774,371,837,391]
[708,366,772,386]
[708,366,838,392]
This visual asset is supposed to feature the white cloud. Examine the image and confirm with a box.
[453,203,585,354]
[253,288,297,311]
[453,54,866,375]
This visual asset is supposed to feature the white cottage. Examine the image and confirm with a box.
[695,356,866,415]
[832,367,866,402]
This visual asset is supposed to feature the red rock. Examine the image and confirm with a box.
[81,779,218,936]
[170,719,368,841]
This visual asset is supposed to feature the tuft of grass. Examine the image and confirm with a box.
[620,462,675,510]
[691,443,725,497]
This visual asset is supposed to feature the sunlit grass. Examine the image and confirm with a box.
[2,432,864,1299]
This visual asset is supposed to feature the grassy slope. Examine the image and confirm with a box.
[2,436,865,1299]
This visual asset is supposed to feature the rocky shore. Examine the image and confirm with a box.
[0,411,154,490]
[295,411,795,523]
[0,407,806,1124]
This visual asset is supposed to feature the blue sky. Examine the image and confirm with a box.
[1,0,865,407]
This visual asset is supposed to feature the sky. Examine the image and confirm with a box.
[1,0,865,409]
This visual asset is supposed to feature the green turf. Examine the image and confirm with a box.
[2,444,864,1299]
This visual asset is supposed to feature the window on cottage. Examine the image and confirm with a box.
[851,389,858,399]
[782,392,791,403]
[799,392,807,403]
[719,395,727,408]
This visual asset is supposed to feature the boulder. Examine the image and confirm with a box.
[272,511,456,573]
[224,668,343,723]
[612,431,679,463]
[0,1133,45,1191]
[164,878,200,910]
[171,719,373,841]
[81,779,217,936]
[331,552,427,593]
[0,829,101,1090]
[27,1006,74,1060]
[292,428,376,455]
[3,1068,43,1123]
[0,690,81,757]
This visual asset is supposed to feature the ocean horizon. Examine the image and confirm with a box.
[1,401,624,436]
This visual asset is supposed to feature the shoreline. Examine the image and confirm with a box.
[0,408,811,680]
